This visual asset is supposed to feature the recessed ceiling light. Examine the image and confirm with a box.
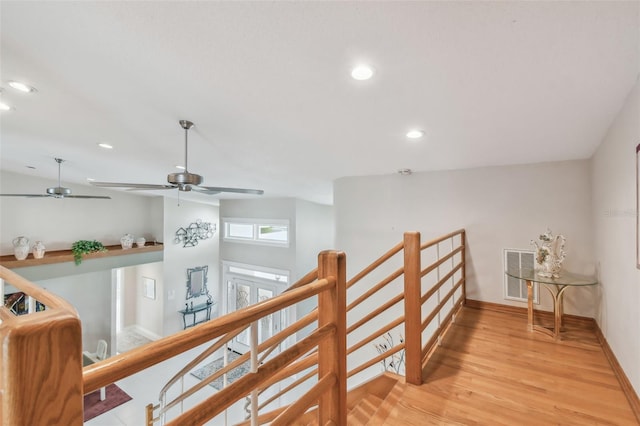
[406,130,425,139]
[0,102,12,111]
[351,65,374,81]
[8,81,36,93]
[86,178,95,182]
[175,165,185,170]
[98,143,113,149]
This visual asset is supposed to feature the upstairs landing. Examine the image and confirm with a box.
[364,306,638,425]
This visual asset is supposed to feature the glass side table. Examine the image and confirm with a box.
[505,268,597,340]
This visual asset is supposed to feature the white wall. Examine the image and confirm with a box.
[0,171,162,254]
[135,262,164,338]
[334,160,595,316]
[295,199,335,279]
[31,271,112,353]
[591,78,640,396]
[162,198,219,336]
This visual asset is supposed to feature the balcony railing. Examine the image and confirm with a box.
[0,230,465,425]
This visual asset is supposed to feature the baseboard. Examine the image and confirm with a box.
[465,298,640,422]
[593,324,640,423]
[464,299,595,328]
[130,324,162,341]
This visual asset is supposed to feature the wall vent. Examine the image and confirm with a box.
[503,249,538,304]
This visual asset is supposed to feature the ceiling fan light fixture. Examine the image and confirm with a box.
[8,81,36,93]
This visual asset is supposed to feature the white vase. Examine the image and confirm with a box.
[12,236,30,260]
[136,237,146,248]
[32,241,46,259]
[120,234,134,249]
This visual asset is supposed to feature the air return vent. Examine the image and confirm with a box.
[503,249,538,304]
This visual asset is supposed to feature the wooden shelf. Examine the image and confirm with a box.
[0,243,164,269]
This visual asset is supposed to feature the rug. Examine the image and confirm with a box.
[83,384,132,422]
[190,351,250,390]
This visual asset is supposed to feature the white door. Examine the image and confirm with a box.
[227,278,282,354]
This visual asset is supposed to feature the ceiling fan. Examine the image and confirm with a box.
[0,158,111,199]
[90,120,264,196]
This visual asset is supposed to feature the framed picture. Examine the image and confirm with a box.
[4,292,27,315]
[637,143,640,269]
[143,277,156,300]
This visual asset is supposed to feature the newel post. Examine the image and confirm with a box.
[1,311,83,425]
[404,231,423,386]
[317,250,347,426]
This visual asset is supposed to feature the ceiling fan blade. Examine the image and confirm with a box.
[0,194,50,197]
[90,182,177,190]
[65,195,112,199]
[199,186,264,195]
[190,187,221,195]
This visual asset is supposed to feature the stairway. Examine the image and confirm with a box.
[346,373,406,425]
[286,372,403,425]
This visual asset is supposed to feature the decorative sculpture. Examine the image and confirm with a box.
[531,228,566,278]
[175,219,215,247]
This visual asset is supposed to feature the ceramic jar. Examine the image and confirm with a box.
[120,233,134,250]
[12,236,30,260]
[32,241,46,259]
[136,237,146,248]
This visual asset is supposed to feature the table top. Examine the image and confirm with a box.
[505,268,597,286]
[179,301,215,314]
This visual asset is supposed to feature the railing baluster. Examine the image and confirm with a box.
[403,231,423,386]
[250,321,259,426]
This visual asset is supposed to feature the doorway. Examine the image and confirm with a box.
[222,262,289,354]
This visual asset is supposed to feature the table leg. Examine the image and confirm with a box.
[526,280,533,331]
[100,386,106,401]
[554,285,569,339]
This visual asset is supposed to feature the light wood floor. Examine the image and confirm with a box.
[380,306,638,425]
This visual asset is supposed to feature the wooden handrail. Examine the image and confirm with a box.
[159,326,245,396]
[161,311,320,414]
[422,297,464,361]
[284,268,319,292]
[421,262,463,304]
[255,352,319,395]
[348,343,405,379]
[346,241,404,289]
[346,266,404,312]
[347,292,404,334]
[421,277,464,331]
[258,368,318,411]
[272,373,336,425]
[419,228,465,250]
[0,266,83,426]
[84,278,333,393]
[167,324,336,425]
[347,315,404,355]
[0,265,77,312]
[420,245,464,278]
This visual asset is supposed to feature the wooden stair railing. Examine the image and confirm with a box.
[93,250,346,426]
[227,229,467,422]
[1,229,465,425]
[0,266,83,426]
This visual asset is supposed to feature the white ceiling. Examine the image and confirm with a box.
[1,1,638,205]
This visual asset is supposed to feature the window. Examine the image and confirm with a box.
[223,218,289,247]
